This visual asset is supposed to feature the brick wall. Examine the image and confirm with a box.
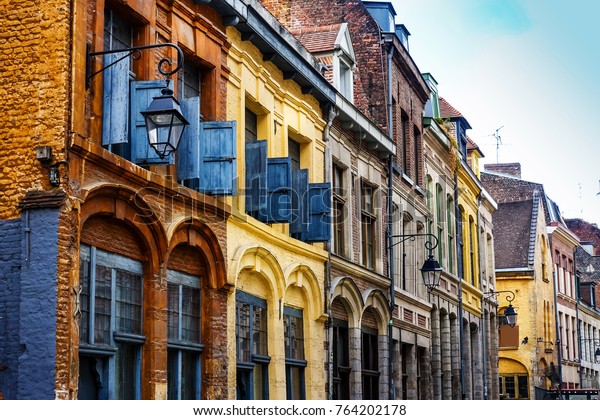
[0,0,71,219]
[0,218,23,400]
[260,0,388,130]
[18,208,61,400]
[484,163,522,179]
[566,218,600,255]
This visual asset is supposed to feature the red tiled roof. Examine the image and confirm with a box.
[466,135,484,157]
[439,97,465,119]
[291,24,342,54]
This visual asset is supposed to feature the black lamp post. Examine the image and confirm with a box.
[388,232,443,292]
[141,81,189,159]
[87,43,189,158]
[483,290,518,328]
[580,338,600,363]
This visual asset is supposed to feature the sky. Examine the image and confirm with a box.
[392,0,600,226]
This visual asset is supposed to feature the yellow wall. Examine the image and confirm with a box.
[497,198,557,397]
[225,27,328,400]
[457,165,482,315]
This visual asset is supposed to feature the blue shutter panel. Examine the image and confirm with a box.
[198,121,237,196]
[130,81,174,165]
[262,157,292,223]
[302,182,331,242]
[290,169,308,235]
[102,53,130,146]
[245,140,267,217]
[178,97,201,190]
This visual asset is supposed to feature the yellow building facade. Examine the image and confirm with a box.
[224,26,329,399]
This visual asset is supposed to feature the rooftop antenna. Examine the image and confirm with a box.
[493,125,504,164]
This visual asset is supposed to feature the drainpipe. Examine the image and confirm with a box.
[386,42,395,401]
[324,104,335,400]
[553,268,563,394]
[454,170,465,399]
[476,193,486,399]
[574,257,583,388]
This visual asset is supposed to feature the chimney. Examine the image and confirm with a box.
[484,162,522,178]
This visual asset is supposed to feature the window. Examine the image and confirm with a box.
[332,319,350,399]
[436,184,444,263]
[245,108,258,143]
[338,59,353,100]
[457,207,464,279]
[469,217,476,285]
[401,112,409,174]
[284,306,306,400]
[102,8,133,159]
[413,126,421,184]
[178,61,201,100]
[333,164,346,256]
[361,182,376,269]
[499,374,529,399]
[236,292,269,400]
[78,244,145,400]
[167,270,202,400]
[289,138,301,171]
[447,195,454,274]
[361,327,379,399]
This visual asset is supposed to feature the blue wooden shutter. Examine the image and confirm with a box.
[198,121,237,196]
[290,169,308,236]
[129,80,174,165]
[245,140,267,217]
[261,157,292,223]
[178,97,201,190]
[102,52,130,146]
[302,182,331,242]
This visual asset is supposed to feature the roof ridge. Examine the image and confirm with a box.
[528,190,540,266]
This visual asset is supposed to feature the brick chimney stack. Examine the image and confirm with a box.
[484,162,522,178]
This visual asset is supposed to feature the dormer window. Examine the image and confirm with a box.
[338,57,353,100]
[333,23,356,102]
[292,23,356,102]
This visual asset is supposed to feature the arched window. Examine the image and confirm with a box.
[79,244,145,400]
[167,269,202,400]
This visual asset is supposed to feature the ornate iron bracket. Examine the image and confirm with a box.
[86,42,184,81]
[483,289,515,304]
[388,232,439,252]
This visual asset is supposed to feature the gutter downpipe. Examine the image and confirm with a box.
[454,170,465,399]
[574,254,583,388]
[324,104,336,400]
[476,193,487,399]
[553,268,563,395]
[387,42,395,401]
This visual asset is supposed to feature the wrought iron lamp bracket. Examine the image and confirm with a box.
[87,43,184,82]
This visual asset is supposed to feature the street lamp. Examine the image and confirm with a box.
[141,81,189,159]
[580,338,600,362]
[87,43,189,159]
[483,290,518,328]
[388,232,443,292]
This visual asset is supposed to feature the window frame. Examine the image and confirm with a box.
[361,326,380,400]
[361,181,377,270]
[166,269,203,400]
[332,163,347,257]
[332,319,351,400]
[79,244,145,400]
[236,291,270,400]
[284,306,306,400]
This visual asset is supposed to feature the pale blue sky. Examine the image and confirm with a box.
[393,0,600,226]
